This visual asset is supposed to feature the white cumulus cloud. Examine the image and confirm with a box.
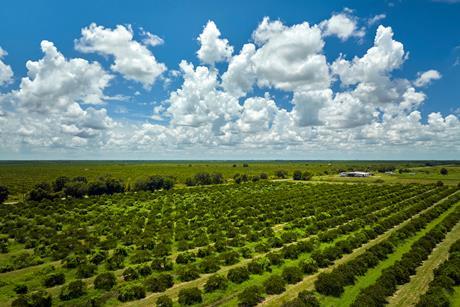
[197,21,234,65]
[414,69,442,87]
[75,23,166,88]
[331,25,406,85]
[251,18,330,91]
[13,40,112,114]
[167,60,240,128]
[0,47,13,86]
[320,12,365,41]
[221,43,257,98]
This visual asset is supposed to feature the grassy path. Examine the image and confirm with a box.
[387,219,460,307]
[258,193,459,307]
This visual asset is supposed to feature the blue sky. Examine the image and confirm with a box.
[0,0,459,159]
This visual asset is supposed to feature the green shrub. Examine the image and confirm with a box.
[178,287,202,306]
[117,284,146,302]
[227,267,250,284]
[76,263,97,278]
[281,298,305,307]
[178,265,200,282]
[151,257,173,271]
[43,272,65,287]
[247,260,266,275]
[62,255,86,269]
[282,266,303,284]
[238,285,264,307]
[300,259,318,274]
[293,170,302,180]
[264,275,286,294]
[221,250,240,265]
[122,267,139,281]
[12,290,51,307]
[94,272,116,290]
[13,284,28,294]
[198,256,220,273]
[59,280,85,301]
[106,254,125,270]
[204,274,228,292]
[315,272,344,297]
[137,264,152,276]
[156,295,173,307]
[267,252,283,265]
[90,250,107,265]
[298,290,319,306]
[144,274,174,292]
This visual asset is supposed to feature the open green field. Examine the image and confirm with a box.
[1,160,459,200]
[1,173,459,306]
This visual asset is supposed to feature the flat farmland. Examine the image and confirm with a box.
[1,180,459,306]
[1,161,459,200]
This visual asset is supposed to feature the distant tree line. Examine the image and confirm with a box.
[375,165,396,173]
[2,168,321,203]
[26,174,176,202]
[185,172,224,186]
[233,173,268,184]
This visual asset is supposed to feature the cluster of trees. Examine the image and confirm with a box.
[26,174,177,202]
[178,287,202,305]
[133,176,175,192]
[0,185,8,203]
[375,165,396,173]
[274,170,288,178]
[59,280,85,301]
[185,172,224,186]
[416,239,460,307]
[0,251,44,273]
[293,170,312,181]
[12,290,52,307]
[352,207,460,306]
[118,284,146,302]
[233,173,268,184]
[184,171,271,185]
[27,176,125,201]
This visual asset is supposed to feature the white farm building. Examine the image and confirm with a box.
[339,171,372,177]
